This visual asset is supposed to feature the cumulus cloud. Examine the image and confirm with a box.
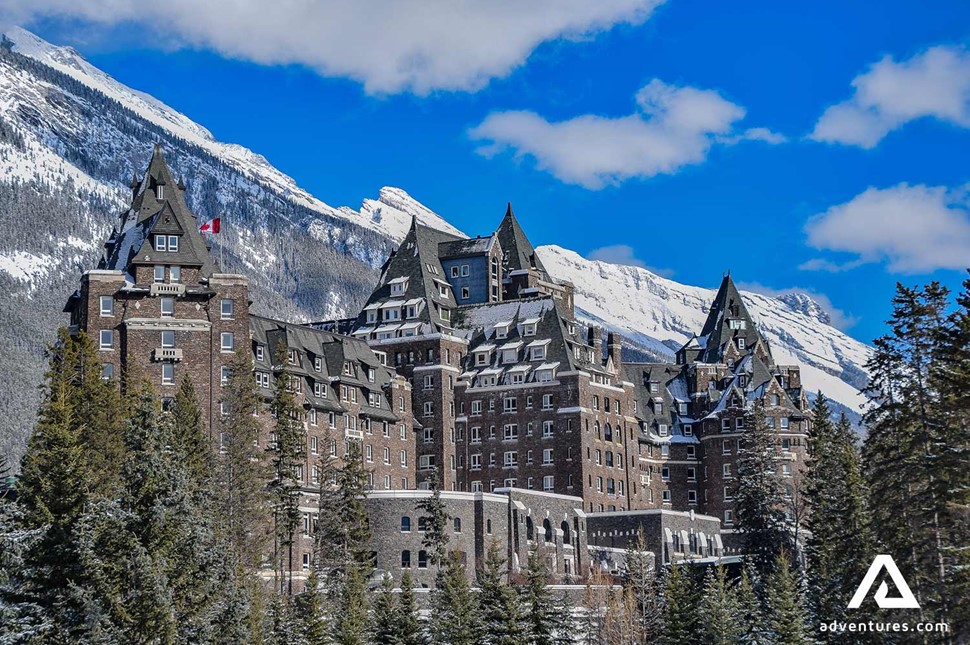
[0,0,664,95]
[738,281,859,331]
[470,79,781,188]
[802,183,970,274]
[810,45,970,148]
[586,244,674,277]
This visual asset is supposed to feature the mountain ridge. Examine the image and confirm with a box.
[0,27,871,467]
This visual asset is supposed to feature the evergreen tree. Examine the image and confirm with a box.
[661,564,698,645]
[336,440,372,568]
[297,568,329,645]
[396,569,426,645]
[735,565,767,645]
[170,374,212,492]
[764,552,811,645]
[735,398,789,575]
[371,574,398,645]
[521,547,557,645]
[699,565,741,645]
[217,348,269,574]
[269,340,306,596]
[335,563,370,645]
[804,392,874,633]
[416,468,450,569]
[623,528,663,642]
[477,541,526,645]
[863,281,964,624]
[429,550,478,645]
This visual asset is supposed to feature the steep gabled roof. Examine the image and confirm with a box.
[100,144,216,280]
[352,218,464,333]
[698,274,770,364]
[496,203,545,274]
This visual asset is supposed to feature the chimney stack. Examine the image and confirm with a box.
[587,325,603,362]
[607,332,623,368]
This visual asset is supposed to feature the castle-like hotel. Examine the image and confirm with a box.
[65,146,810,587]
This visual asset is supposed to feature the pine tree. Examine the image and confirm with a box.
[764,552,811,645]
[521,547,558,645]
[661,564,698,645]
[735,565,767,645]
[372,574,399,645]
[623,527,663,642]
[735,398,789,575]
[477,541,526,645]
[699,565,741,644]
[335,562,370,645]
[269,340,306,596]
[336,440,372,568]
[170,374,212,492]
[429,550,478,645]
[416,468,450,569]
[863,281,965,624]
[297,567,329,645]
[396,569,426,645]
[217,348,269,574]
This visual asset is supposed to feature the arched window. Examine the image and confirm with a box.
[401,550,411,568]
[526,516,534,540]
[453,517,462,533]
[486,519,492,534]
[561,521,571,545]
[418,550,428,569]
[604,423,613,440]
[418,517,428,532]
[543,519,552,543]
[401,516,411,532]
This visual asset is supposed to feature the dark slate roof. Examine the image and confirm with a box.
[352,218,464,333]
[698,274,770,364]
[250,315,402,417]
[438,235,496,259]
[496,203,545,274]
[624,363,697,443]
[100,144,216,281]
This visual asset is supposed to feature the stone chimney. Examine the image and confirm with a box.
[607,331,623,368]
[587,325,603,362]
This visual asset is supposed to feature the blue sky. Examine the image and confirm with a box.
[13,0,970,343]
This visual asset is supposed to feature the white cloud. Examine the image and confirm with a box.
[586,244,674,277]
[802,183,970,273]
[737,281,859,331]
[810,45,970,148]
[0,0,664,95]
[470,79,780,188]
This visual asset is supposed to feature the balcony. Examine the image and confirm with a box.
[345,428,364,440]
[150,283,186,296]
[153,347,183,362]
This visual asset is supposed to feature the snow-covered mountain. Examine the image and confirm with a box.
[0,27,871,466]
[536,247,872,416]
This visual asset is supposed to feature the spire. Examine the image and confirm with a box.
[177,175,186,191]
[698,273,769,364]
[496,201,545,273]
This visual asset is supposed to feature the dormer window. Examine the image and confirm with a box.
[522,323,536,337]
[495,324,509,339]
[314,357,323,372]
[343,362,354,376]
[288,349,298,365]
[154,235,179,252]
[156,185,164,199]
[502,349,517,364]
[729,319,746,330]
[531,346,546,361]
[406,304,418,319]
[384,308,401,321]
[737,338,746,350]
[366,309,378,323]
[438,284,449,298]
[440,308,451,322]
[389,278,408,295]
[475,351,489,366]
[255,345,264,361]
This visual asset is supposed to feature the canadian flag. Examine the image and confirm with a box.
[199,218,221,234]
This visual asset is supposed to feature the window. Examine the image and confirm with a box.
[781,438,791,451]
[453,517,462,533]
[688,490,697,504]
[723,463,732,478]
[781,463,792,477]
[161,330,175,348]
[154,265,165,282]
[401,451,408,467]
[722,439,731,455]
[780,417,790,429]
[160,297,174,317]
[100,363,113,381]
[658,424,668,437]
[401,516,411,532]
[423,402,433,417]
[470,454,482,470]
[99,329,113,350]
[738,338,746,350]
[503,424,518,440]
[169,265,180,282]
[543,476,554,491]
[161,363,174,385]
[542,449,553,465]
[401,550,411,568]
[219,366,231,387]
[662,490,671,502]
[503,451,518,467]
[99,295,114,316]
[451,266,459,278]
[503,397,517,413]
[461,287,470,299]
[255,345,264,361]
[542,420,554,438]
[687,467,696,482]
[155,235,167,252]
[423,374,434,390]
[542,394,553,410]
[220,299,233,319]
[687,446,696,459]
[220,333,234,352]
[723,487,733,501]
[662,466,670,480]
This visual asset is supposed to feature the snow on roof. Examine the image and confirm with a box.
[403,298,424,306]
[500,340,523,350]
[387,277,408,285]
[380,299,405,308]
[374,323,402,333]
[476,343,496,353]
[363,302,381,311]
[535,362,561,371]
[506,364,532,373]
[525,339,551,348]
[520,317,541,326]
[479,367,503,376]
